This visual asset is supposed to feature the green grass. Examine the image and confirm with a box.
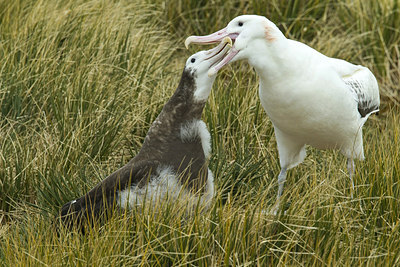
[1,0,399,265]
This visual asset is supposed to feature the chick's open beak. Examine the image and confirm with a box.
[204,37,232,59]
[186,29,239,76]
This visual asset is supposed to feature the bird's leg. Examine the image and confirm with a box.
[277,167,287,200]
[270,167,288,215]
[347,158,355,198]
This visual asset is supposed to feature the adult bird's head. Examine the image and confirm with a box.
[185,15,285,76]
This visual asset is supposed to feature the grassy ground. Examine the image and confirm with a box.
[1,0,399,265]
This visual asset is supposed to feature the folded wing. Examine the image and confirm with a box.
[328,58,380,120]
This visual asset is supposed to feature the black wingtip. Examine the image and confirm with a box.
[59,192,118,234]
[59,199,87,234]
[60,200,75,218]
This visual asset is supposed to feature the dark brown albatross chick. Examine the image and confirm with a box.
[60,38,232,232]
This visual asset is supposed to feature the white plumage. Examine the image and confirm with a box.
[185,15,380,210]
[117,166,215,210]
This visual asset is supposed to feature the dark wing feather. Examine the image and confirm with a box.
[328,57,380,119]
[344,78,379,117]
[60,161,158,232]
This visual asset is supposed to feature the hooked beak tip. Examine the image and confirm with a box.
[222,37,233,47]
[184,36,195,49]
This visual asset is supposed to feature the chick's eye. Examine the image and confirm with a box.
[238,21,243,27]
[190,58,196,63]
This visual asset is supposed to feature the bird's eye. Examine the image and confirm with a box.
[238,21,243,27]
[191,58,196,63]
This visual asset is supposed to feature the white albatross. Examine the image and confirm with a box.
[185,15,380,211]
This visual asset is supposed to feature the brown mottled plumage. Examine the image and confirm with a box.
[60,41,231,231]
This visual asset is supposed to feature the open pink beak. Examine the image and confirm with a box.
[185,27,228,48]
[204,37,232,59]
[185,28,240,75]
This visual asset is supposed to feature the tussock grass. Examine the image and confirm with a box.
[1,0,399,265]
